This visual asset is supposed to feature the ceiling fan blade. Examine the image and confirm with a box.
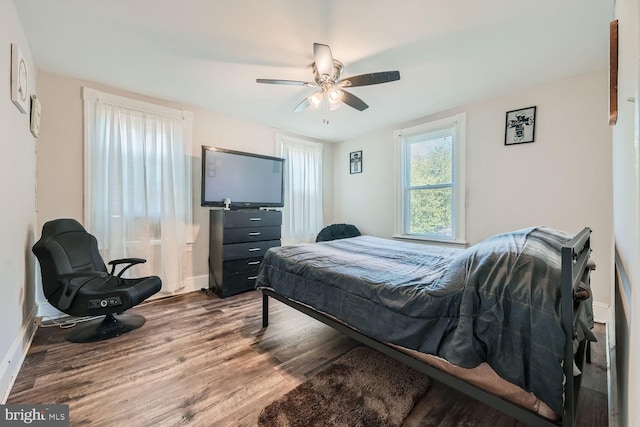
[339,71,400,87]
[294,90,325,112]
[256,79,316,87]
[293,97,312,112]
[341,90,369,111]
[313,43,334,79]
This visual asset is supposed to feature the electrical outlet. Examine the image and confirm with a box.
[34,317,43,326]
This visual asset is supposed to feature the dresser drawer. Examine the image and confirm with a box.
[218,272,259,297]
[223,266,260,284]
[223,257,264,274]
[222,210,282,228]
[223,226,281,244]
[222,240,280,261]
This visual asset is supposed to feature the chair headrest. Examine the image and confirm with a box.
[40,219,87,239]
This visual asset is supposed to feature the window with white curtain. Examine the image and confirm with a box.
[83,87,193,294]
[276,134,324,245]
[394,113,466,243]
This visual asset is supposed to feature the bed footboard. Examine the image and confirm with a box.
[561,226,593,427]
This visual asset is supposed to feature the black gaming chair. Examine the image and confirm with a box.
[315,223,361,242]
[32,218,162,343]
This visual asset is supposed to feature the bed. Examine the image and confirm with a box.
[255,226,595,427]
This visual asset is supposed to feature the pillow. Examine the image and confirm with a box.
[315,223,361,242]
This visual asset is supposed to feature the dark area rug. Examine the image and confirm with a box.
[258,346,431,427]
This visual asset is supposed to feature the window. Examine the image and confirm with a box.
[394,113,466,243]
[83,88,193,293]
[276,133,324,245]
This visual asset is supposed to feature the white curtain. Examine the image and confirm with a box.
[276,134,324,245]
[83,88,192,294]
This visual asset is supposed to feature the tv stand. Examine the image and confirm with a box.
[208,209,282,298]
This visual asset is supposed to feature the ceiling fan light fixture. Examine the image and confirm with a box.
[328,88,342,103]
[308,91,324,108]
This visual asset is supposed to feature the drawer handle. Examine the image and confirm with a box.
[249,217,262,221]
[248,232,261,236]
[247,276,258,280]
[248,248,261,252]
[247,261,261,265]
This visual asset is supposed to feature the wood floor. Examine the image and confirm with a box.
[7,291,608,426]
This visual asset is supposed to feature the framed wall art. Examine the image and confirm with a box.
[350,151,362,174]
[11,43,29,113]
[30,95,41,138]
[505,106,536,146]
[609,19,619,126]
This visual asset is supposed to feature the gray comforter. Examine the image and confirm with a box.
[255,227,592,415]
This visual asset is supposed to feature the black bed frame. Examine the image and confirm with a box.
[260,227,593,427]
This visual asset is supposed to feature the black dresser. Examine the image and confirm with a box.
[208,209,282,298]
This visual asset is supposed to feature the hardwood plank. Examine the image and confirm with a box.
[581,324,608,394]
[403,380,524,427]
[7,291,608,426]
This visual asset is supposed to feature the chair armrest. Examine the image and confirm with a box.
[108,258,146,266]
[108,258,147,277]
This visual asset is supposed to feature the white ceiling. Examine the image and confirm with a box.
[15,0,613,142]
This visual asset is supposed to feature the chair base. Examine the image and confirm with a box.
[66,313,146,343]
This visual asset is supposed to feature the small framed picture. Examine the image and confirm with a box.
[350,151,362,174]
[30,95,41,138]
[505,106,536,145]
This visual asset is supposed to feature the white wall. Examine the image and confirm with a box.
[612,0,639,424]
[0,0,39,402]
[334,71,613,322]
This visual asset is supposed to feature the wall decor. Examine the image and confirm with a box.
[10,43,29,113]
[30,95,41,137]
[505,106,536,145]
[350,151,362,174]
[609,19,619,126]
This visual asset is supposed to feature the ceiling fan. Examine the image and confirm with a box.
[256,43,400,112]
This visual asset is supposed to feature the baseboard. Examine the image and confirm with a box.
[180,274,209,294]
[606,321,619,427]
[151,275,209,300]
[36,300,64,320]
[592,301,610,324]
[0,305,38,404]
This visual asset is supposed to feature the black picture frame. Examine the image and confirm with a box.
[350,151,362,174]
[505,106,536,145]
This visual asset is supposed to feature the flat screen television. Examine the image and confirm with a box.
[201,146,285,209]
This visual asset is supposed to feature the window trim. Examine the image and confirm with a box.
[393,113,466,245]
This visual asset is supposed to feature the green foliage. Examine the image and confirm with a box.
[408,138,453,236]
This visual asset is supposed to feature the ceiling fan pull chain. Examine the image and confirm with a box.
[323,97,330,125]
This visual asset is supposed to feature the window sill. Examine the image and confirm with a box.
[392,234,468,248]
